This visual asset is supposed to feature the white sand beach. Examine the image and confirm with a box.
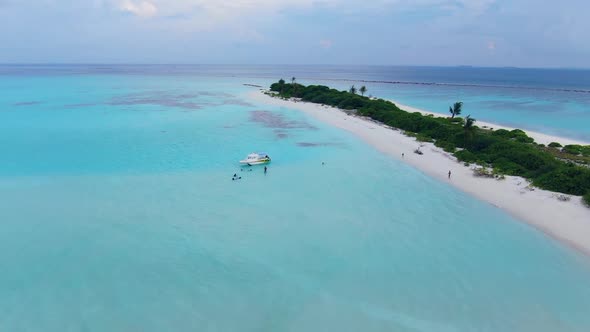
[249,90,590,255]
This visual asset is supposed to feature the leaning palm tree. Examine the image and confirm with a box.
[449,101,463,118]
[359,86,367,96]
[349,85,357,95]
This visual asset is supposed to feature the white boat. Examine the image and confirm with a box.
[240,152,271,165]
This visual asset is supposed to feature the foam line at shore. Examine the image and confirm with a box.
[248,90,590,256]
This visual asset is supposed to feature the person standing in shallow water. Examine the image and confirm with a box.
[264,166,267,174]
[448,170,452,179]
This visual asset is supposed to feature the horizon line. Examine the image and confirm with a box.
[1,63,589,71]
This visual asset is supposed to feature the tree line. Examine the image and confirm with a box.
[269,79,590,206]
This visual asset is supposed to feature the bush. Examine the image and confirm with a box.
[563,145,583,155]
[548,142,562,148]
[584,192,590,207]
[492,129,511,138]
[492,157,526,175]
[416,134,434,143]
[533,165,590,195]
[515,135,534,144]
[434,140,457,153]
[455,150,477,163]
[510,129,527,136]
[503,129,535,143]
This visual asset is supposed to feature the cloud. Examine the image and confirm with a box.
[319,39,333,49]
[107,0,498,30]
[1,0,589,67]
[114,0,328,19]
[236,29,266,43]
[362,0,497,14]
[118,0,157,18]
[103,0,334,31]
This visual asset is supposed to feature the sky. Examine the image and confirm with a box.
[0,0,588,67]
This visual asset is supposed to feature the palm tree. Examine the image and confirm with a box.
[464,114,476,129]
[359,86,367,96]
[449,101,463,118]
[278,78,286,94]
[290,77,297,96]
[463,115,477,148]
[349,85,357,94]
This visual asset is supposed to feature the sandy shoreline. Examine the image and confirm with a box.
[248,90,590,256]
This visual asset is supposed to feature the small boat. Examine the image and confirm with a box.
[240,152,271,165]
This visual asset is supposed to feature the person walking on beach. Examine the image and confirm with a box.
[402,153,405,158]
[448,170,452,179]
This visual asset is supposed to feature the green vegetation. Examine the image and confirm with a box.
[548,142,562,148]
[584,192,590,207]
[269,80,590,200]
[562,144,590,157]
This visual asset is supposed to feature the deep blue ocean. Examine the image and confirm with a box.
[1,65,589,331]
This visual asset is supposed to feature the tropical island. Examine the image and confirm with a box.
[245,79,590,254]
[267,79,590,207]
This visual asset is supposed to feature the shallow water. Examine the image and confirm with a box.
[4,65,590,141]
[1,71,590,331]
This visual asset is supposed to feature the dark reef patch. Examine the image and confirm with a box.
[13,101,42,106]
[274,130,288,139]
[477,100,560,114]
[108,92,203,110]
[249,110,315,129]
[64,103,98,108]
[296,142,344,148]
[61,91,245,111]
[196,91,233,98]
[221,98,253,107]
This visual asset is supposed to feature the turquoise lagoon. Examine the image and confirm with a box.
[1,70,590,331]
